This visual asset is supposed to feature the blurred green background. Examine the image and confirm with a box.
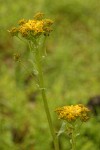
[0,0,100,149]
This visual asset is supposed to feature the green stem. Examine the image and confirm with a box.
[34,43,59,150]
[71,128,76,150]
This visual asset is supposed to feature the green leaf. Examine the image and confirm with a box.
[57,121,66,137]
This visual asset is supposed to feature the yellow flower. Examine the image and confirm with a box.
[55,104,90,122]
[9,12,53,39]
[8,27,18,36]
[18,19,28,25]
[33,12,44,20]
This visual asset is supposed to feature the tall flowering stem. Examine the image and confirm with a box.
[34,40,59,150]
[9,12,59,150]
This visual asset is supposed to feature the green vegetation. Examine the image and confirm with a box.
[0,0,100,150]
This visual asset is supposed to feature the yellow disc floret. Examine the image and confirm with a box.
[9,12,53,39]
[55,104,90,122]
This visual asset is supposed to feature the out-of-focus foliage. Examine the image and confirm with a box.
[0,0,100,149]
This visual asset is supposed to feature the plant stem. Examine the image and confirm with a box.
[33,43,59,150]
[71,128,76,150]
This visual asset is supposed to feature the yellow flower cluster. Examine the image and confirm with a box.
[55,104,90,122]
[9,12,53,39]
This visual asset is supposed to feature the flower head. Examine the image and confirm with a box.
[13,53,21,62]
[9,12,53,39]
[8,27,19,36]
[33,12,44,20]
[18,19,28,25]
[55,104,90,122]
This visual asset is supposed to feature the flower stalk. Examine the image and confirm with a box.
[71,125,76,150]
[31,41,59,150]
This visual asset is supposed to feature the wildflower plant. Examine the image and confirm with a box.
[9,12,59,150]
[9,12,91,150]
[55,104,90,150]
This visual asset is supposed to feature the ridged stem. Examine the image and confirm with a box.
[71,127,76,150]
[32,42,59,150]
